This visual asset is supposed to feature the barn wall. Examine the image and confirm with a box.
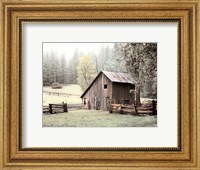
[101,74,112,110]
[112,83,135,104]
[82,73,112,110]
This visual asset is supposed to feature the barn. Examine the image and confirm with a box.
[80,71,136,110]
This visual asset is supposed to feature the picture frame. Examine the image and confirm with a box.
[0,0,199,169]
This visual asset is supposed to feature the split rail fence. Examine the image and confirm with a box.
[43,103,68,114]
[43,91,80,97]
[109,100,157,115]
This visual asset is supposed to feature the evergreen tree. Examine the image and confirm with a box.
[67,48,79,84]
[59,54,67,84]
[104,44,127,72]
[43,51,65,85]
[116,43,157,102]
[43,52,51,86]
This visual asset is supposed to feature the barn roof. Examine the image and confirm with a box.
[80,71,135,98]
[102,71,135,84]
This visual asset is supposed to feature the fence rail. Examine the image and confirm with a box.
[43,103,68,114]
[43,91,80,97]
[109,100,157,115]
[67,104,82,110]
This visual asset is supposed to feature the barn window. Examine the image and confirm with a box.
[104,84,107,89]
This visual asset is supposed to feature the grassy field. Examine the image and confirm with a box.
[43,84,82,94]
[43,84,82,105]
[43,109,157,127]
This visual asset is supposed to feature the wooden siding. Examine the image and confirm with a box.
[82,73,112,110]
[112,83,135,104]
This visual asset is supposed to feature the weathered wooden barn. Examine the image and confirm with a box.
[80,71,136,110]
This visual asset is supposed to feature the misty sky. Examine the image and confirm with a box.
[43,43,114,60]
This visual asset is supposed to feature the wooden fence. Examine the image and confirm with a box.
[43,103,68,114]
[43,91,80,97]
[67,104,82,110]
[109,100,157,115]
[43,106,50,114]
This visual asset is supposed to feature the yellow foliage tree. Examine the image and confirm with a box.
[77,55,96,90]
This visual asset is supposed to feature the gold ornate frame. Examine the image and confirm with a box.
[0,0,199,169]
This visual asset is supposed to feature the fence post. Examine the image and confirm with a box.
[63,103,68,112]
[49,104,53,114]
[152,100,157,115]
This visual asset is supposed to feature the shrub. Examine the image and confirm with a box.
[51,82,62,89]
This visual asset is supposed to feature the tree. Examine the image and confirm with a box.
[104,44,127,72]
[59,54,67,84]
[43,51,58,84]
[49,51,59,83]
[67,48,80,84]
[77,55,96,90]
[43,52,51,86]
[91,52,99,74]
[116,43,157,104]
[43,51,67,85]
[90,44,126,74]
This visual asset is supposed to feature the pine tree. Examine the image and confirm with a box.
[60,54,67,84]
[67,48,79,84]
[104,44,127,72]
[116,43,157,102]
[43,52,51,86]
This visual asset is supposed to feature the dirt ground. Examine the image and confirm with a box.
[43,109,157,127]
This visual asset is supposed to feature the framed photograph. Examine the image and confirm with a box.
[0,0,199,169]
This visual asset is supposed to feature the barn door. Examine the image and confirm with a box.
[94,96,97,109]
[106,97,111,110]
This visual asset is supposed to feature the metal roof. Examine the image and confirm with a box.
[102,71,135,84]
[80,71,135,98]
